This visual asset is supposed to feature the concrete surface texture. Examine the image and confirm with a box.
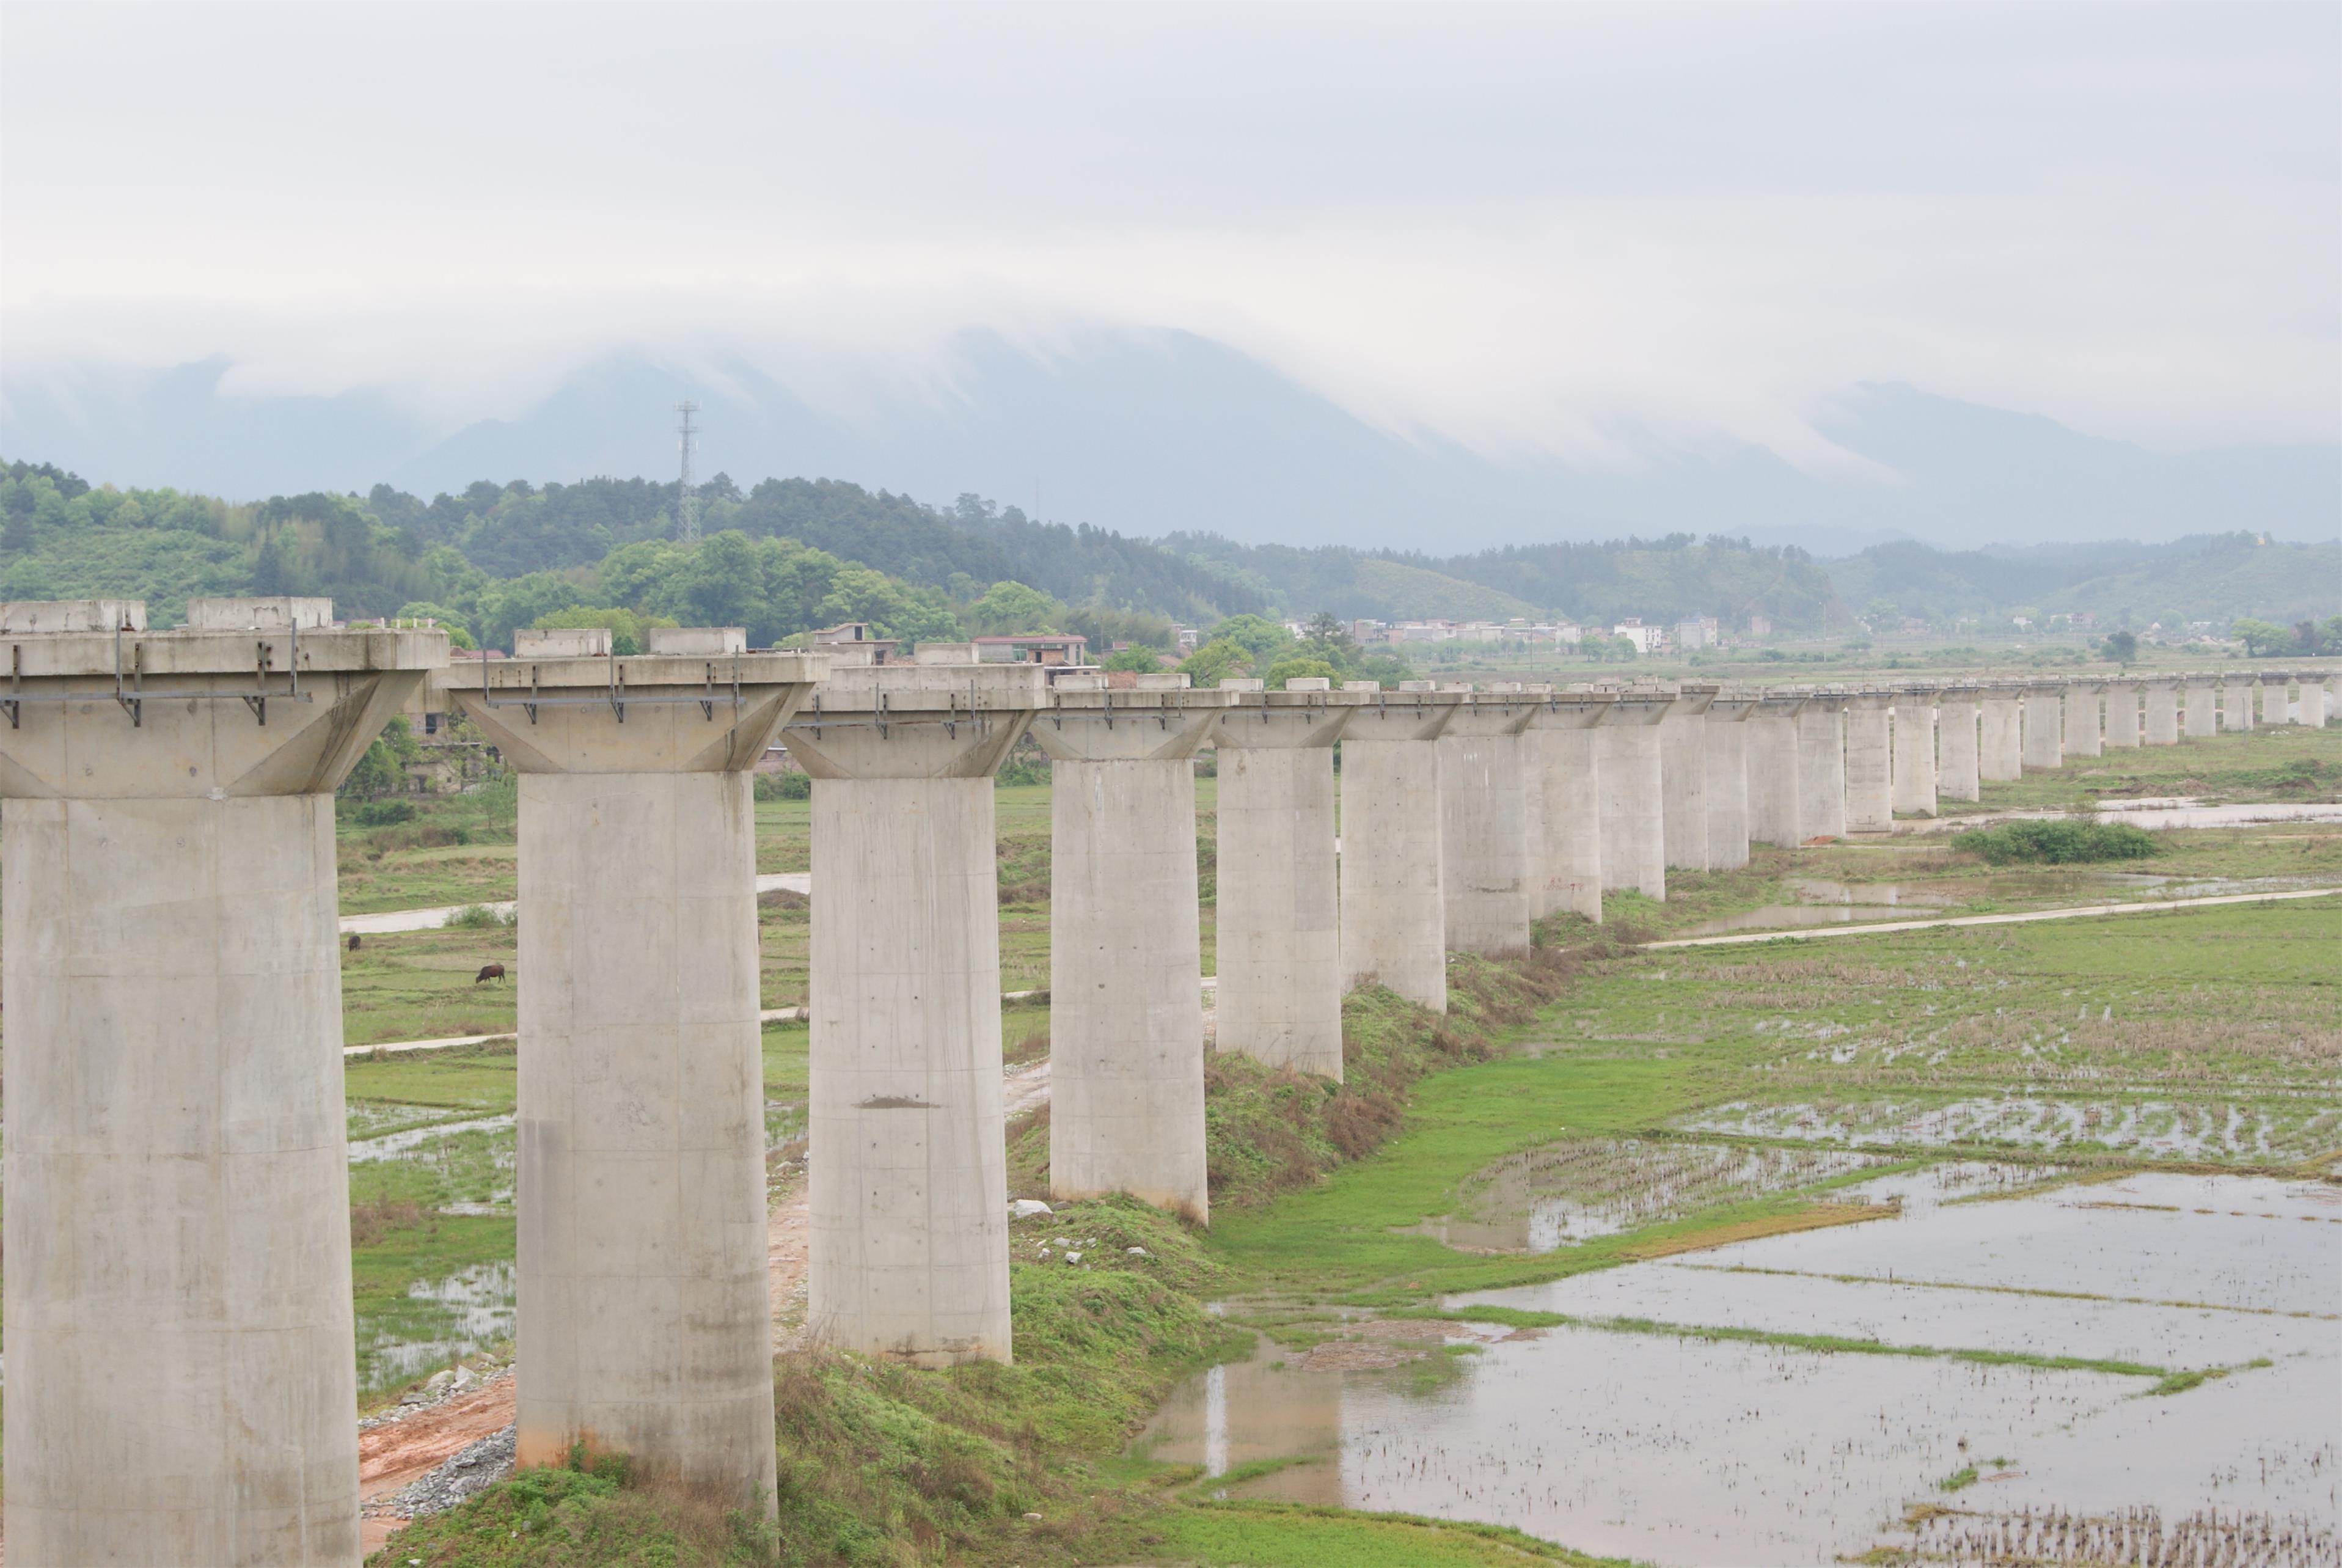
[1889,691,1938,819]
[2143,679,2182,745]
[781,661,1047,1367]
[1031,675,1229,1215]
[1843,694,1895,833]
[2102,680,2142,748]
[444,643,821,1512]
[1438,685,1543,952]
[2022,685,2066,771]
[1212,679,1367,1077]
[1795,695,1850,841]
[1524,691,1615,921]
[1934,689,1981,803]
[0,599,443,1565]
[1338,683,1464,1005]
[2222,677,2255,733]
[1657,682,1719,871]
[2261,673,2293,727]
[1978,687,2025,781]
[2184,677,2220,738]
[1700,694,1757,871]
[1744,691,1807,847]
[1596,689,1674,898]
[2302,681,2329,728]
[2062,681,2104,759]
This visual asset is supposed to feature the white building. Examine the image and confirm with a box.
[1613,618,1666,654]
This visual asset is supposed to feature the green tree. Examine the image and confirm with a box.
[2100,629,2138,664]
[2231,618,2289,656]
[1259,655,1341,689]
[1205,614,1295,664]
[968,580,1063,635]
[341,716,422,797]
[1177,637,1253,686]
[1100,645,1165,673]
[532,605,678,656]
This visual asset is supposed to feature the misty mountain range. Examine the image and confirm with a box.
[5,329,2333,555]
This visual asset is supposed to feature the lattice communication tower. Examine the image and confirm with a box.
[675,400,701,544]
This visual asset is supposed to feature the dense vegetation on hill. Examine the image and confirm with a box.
[1828,533,2341,630]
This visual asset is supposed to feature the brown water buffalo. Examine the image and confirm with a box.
[474,962,506,984]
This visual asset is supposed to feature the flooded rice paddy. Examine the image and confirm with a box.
[1140,1155,2340,1566]
[1683,1096,2338,1163]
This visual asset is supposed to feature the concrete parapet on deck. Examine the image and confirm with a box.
[443,641,823,1511]
[1526,688,1617,920]
[2102,679,2141,748]
[1890,686,1939,819]
[1702,692,1758,870]
[1031,674,1232,1218]
[2222,675,2255,733]
[1978,684,2024,781]
[780,661,1048,1368]
[1339,681,1466,1007]
[1795,690,1851,841]
[1,599,445,1566]
[1843,692,1895,832]
[1436,684,1543,951]
[1746,689,1808,846]
[1212,678,1370,1077]
[2022,683,2066,771]
[2183,675,2220,738]
[2142,678,2181,745]
[1658,681,1720,871]
[1935,685,1982,803]
[1595,687,1675,897]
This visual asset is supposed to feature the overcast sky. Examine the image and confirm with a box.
[4,2,2335,471]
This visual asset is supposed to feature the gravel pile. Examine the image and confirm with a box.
[379,1424,515,1519]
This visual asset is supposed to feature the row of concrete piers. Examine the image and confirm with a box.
[1,595,2333,1561]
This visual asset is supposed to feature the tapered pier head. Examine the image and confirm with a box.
[782,661,1047,1368]
[1524,688,1617,921]
[1339,681,1467,1006]
[1978,681,2026,780]
[1032,674,1233,1218]
[1700,691,1759,871]
[1793,689,1852,841]
[2221,674,2255,733]
[1212,678,1370,1076]
[441,629,818,1511]
[2062,679,2104,758]
[1594,686,1675,898]
[1889,684,1940,819]
[1933,684,1983,804]
[2141,676,2183,745]
[1746,688,1810,847]
[2021,681,2066,770]
[2,598,445,1566]
[2260,670,2294,726]
[1434,683,1545,954]
[2183,673,2220,738]
[1841,691,1897,832]
[2101,678,2142,748]
[1658,680,1720,871]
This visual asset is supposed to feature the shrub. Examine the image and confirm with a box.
[753,769,812,801]
[1954,819,2159,865]
[349,798,417,827]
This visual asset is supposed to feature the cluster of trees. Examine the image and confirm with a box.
[1175,614,1411,689]
[2231,617,2342,658]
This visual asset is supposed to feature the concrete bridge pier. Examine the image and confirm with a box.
[781,661,1046,1368]
[2302,678,2329,728]
[2260,671,2293,727]
[1978,684,2024,782]
[1215,678,1370,1075]
[1,598,444,1565]
[2142,678,2181,744]
[1597,687,1675,895]
[1658,681,1720,871]
[2063,681,2103,760]
[445,627,820,1507]
[2222,676,2255,733]
[1702,691,1758,870]
[1935,685,1982,803]
[2184,676,2220,738]
[1339,682,1465,1003]
[1890,687,1939,819]
[1843,692,1895,832]
[2022,683,2066,770]
[1436,683,1542,952]
[1795,691,1850,841]
[1033,674,1230,1217]
[1524,688,1616,920]
[2102,680,2142,747]
[1746,689,1809,846]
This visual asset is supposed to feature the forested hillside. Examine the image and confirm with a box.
[1828,533,2341,629]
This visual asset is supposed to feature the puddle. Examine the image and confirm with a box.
[1910,803,2342,833]
[359,1259,517,1393]
[1680,879,1956,938]
[1400,1138,1883,1252]
[1138,1170,2339,1566]
[1679,1097,2335,1162]
[348,1114,516,1162]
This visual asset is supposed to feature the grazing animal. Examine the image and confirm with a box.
[474,962,506,984]
[347,932,362,952]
